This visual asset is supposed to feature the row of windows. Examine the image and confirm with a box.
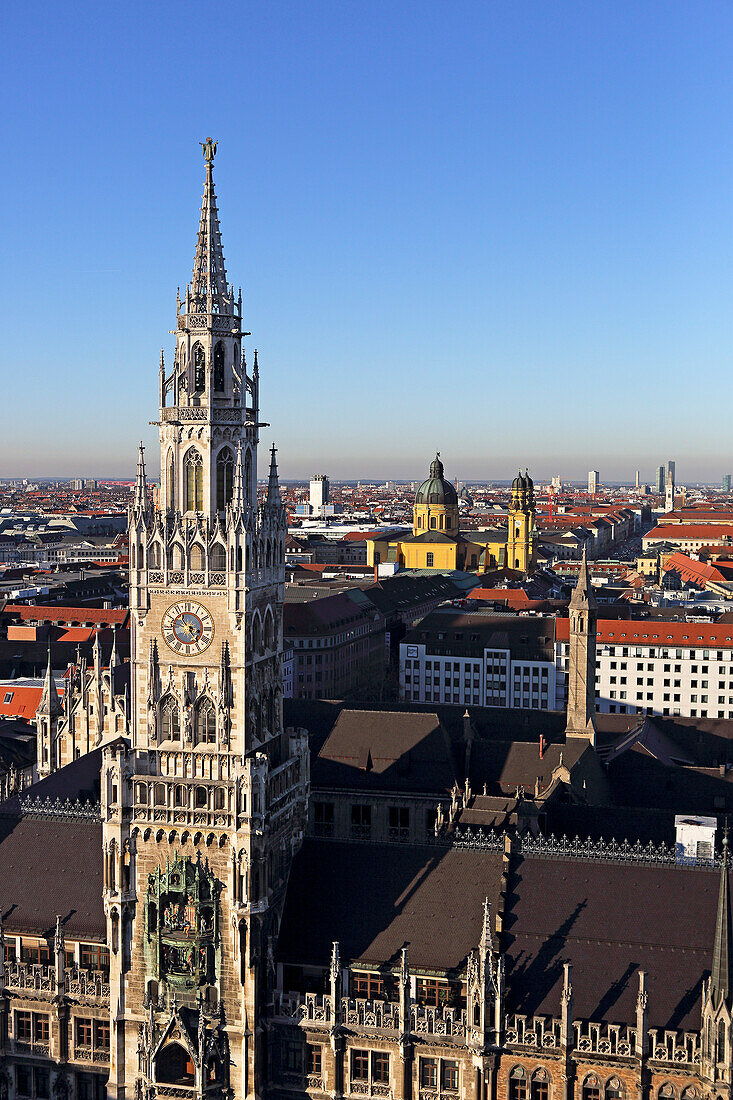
[14,1068,105,1100]
[144,535,283,571]
[314,802,437,840]
[137,781,228,811]
[5,941,109,975]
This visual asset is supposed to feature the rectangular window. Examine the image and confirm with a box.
[372,1053,390,1083]
[351,805,371,839]
[21,940,51,965]
[80,944,110,975]
[285,1041,302,1073]
[314,802,334,838]
[426,553,434,567]
[442,1061,459,1091]
[416,978,448,1006]
[76,1075,94,1100]
[95,1020,110,1050]
[16,1011,32,1042]
[34,1014,49,1043]
[351,1050,369,1081]
[420,1059,438,1089]
[352,973,384,999]
[35,1069,50,1100]
[388,806,410,841]
[16,1067,32,1098]
[307,1044,322,1076]
[76,1018,93,1047]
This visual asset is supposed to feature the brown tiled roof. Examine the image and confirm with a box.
[505,855,720,1030]
[0,811,104,940]
[315,709,457,794]
[277,838,505,972]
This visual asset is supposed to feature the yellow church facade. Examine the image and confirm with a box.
[366,456,536,574]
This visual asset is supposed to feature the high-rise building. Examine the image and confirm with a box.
[310,473,330,512]
[723,474,732,492]
[588,470,599,495]
[635,469,640,488]
[656,465,665,494]
[665,459,676,487]
[104,139,309,1099]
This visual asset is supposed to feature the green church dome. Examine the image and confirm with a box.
[415,454,458,507]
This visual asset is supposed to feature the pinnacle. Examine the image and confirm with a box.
[189,141,230,313]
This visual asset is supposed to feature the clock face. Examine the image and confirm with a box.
[162,601,214,656]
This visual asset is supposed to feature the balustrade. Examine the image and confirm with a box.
[648,1028,700,1065]
[505,1014,561,1049]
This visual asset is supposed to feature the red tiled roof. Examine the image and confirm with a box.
[556,618,733,647]
[0,684,65,720]
[4,605,128,626]
[661,552,727,587]
[646,525,733,542]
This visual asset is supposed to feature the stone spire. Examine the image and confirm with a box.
[190,138,230,314]
[39,644,62,718]
[569,546,597,612]
[266,445,282,508]
[712,829,732,1004]
[133,441,148,511]
[231,440,245,513]
[565,547,598,744]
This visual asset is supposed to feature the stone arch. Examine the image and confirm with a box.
[160,696,180,742]
[216,446,235,511]
[213,341,225,392]
[251,611,262,656]
[192,343,205,393]
[263,606,274,651]
[157,1043,195,1087]
[184,447,203,512]
[189,543,205,571]
[210,542,226,571]
[195,697,216,745]
[167,449,175,510]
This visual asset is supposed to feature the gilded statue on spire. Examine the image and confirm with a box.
[200,137,217,163]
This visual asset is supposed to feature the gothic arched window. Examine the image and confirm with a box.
[196,699,216,745]
[161,697,180,742]
[509,1068,528,1100]
[167,450,175,510]
[216,448,234,511]
[244,449,252,502]
[193,344,205,392]
[185,449,204,512]
[213,342,225,392]
[190,544,204,571]
[210,544,225,571]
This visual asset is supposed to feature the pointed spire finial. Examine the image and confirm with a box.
[189,140,229,312]
[134,441,149,511]
[39,641,62,717]
[267,444,282,508]
[231,440,245,513]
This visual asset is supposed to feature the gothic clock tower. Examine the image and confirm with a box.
[101,140,309,1100]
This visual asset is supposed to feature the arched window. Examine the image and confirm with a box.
[171,544,184,570]
[719,1020,726,1063]
[154,783,166,806]
[211,544,226,571]
[157,1043,195,1086]
[214,788,226,810]
[193,344,205,392]
[150,543,161,569]
[190,544,204,571]
[216,448,234,511]
[131,543,136,569]
[252,616,262,655]
[167,450,175,510]
[196,699,216,745]
[174,785,186,808]
[195,786,208,809]
[213,342,225,392]
[532,1070,550,1100]
[509,1068,528,1100]
[430,516,436,529]
[605,1080,623,1100]
[263,608,274,650]
[244,449,252,501]
[185,449,204,512]
[161,697,180,742]
[582,1078,601,1100]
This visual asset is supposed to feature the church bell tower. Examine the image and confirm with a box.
[102,140,309,1100]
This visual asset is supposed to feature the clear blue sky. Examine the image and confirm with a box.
[3,0,733,483]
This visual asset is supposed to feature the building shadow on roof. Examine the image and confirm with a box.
[505,896,588,1016]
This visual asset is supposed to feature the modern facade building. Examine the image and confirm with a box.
[588,470,599,495]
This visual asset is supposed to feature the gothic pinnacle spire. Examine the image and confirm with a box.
[231,440,245,513]
[190,138,230,313]
[569,546,597,611]
[712,825,733,1004]
[267,444,282,507]
[134,441,148,511]
[39,643,62,718]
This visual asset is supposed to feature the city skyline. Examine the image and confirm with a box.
[5,1,733,479]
